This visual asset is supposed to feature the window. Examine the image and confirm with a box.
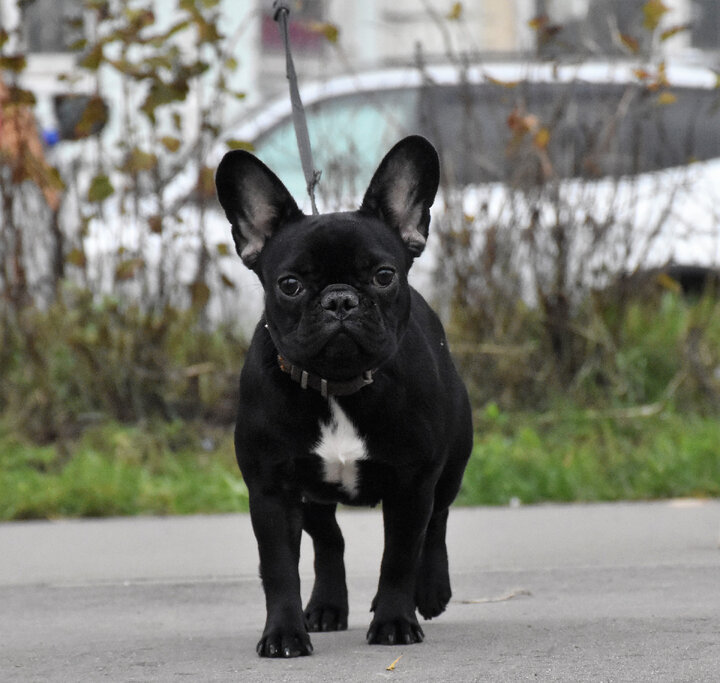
[421,80,720,184]
[691,0,720,50]
[22,0,84,54]
[254,89,418,202]
[534,0,648,56]
[261,0,326,55]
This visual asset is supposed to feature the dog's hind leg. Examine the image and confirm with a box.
[416,431,472,620]
[302,502,349,632]
[415,507,452,619]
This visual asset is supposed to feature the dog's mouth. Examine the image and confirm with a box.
[278,324,388,382]
[321,326,364,358]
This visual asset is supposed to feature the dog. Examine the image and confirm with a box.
[215,135,472,657]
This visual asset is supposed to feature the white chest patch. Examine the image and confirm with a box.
[312,399,368,497]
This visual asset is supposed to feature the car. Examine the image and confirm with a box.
[223,61,720,304]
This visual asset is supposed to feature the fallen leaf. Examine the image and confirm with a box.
[386,655,403,671]
[459,588,532,604]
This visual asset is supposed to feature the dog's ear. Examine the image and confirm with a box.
[360,135,440,258]
[215,150,302,269]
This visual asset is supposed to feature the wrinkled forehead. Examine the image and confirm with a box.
[260,211,408,277]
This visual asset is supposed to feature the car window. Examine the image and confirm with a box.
[253,76,720,199]
[253,88,419,206]
[419,81,720,186]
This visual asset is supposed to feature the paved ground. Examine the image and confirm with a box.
[1,500,719,682]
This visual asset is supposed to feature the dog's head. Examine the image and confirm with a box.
[215,136,439,381]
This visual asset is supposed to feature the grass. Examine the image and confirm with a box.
[0,420,248,520]
[457,403,720,506]
[1,405,718,521]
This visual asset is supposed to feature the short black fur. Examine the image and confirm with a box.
[215,136,472,657]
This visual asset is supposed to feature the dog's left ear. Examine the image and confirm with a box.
[360,135,440,257]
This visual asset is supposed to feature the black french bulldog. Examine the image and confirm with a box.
[215,135,472,658]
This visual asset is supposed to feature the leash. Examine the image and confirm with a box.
[273,0,321,215]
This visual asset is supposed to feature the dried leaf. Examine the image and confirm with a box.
[5,85,36,106]
[122,147,158,173]
[66,248,87,268]
[115,257,145,281]
[0,54,27,73]
[160,136,181,152]
[642,0,669,32]
[656,272,681,292]
[68,38,88,52]
[460,588,532,604]
[140,79,189,121]
[226,139,254,151]
[660,24,689,41]
[148,215,163,234]
[485,75,520,89]
[533,127,551,150]
[189,280,210,309]
[197,166,216,199]
[386,655,403,671]
[87,174,114,202]
[528,15,548,31]
[447,2,463,21]
[620,33,639,54]
[507,108,539,137]
[306,21,340,43]
[656,91,677,105]
[73,95,109,138]
[79,43,104,71]
[196,17,221,43]
[220,274,235,289]
[528,14,562,43]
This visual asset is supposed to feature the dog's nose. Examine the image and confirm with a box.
[321,286,359,319]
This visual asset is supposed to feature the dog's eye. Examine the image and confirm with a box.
[373,267,396,288]
[278,276,303,297]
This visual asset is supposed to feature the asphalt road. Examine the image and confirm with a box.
[1,500,719,682]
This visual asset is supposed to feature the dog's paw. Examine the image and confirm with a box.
[366,614,424,646]
[256,628,313,658]
[304,602,348,632]
[415,575,452,620]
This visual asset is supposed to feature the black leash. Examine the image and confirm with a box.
[273,1,321,215]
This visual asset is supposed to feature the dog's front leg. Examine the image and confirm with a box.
[367,480,435,645]
[248,489,313,657]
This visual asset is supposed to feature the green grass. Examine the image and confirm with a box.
[0,420,248,520]
[1,405,718,520]
[457,403,720,506]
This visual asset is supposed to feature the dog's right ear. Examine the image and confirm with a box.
[215,150,302,269]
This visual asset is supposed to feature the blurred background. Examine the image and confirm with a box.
[1,0,719,519]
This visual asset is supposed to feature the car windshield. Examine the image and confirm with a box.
[251,75,720,205]
[253,88,419,205]
[420,80,720,185]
